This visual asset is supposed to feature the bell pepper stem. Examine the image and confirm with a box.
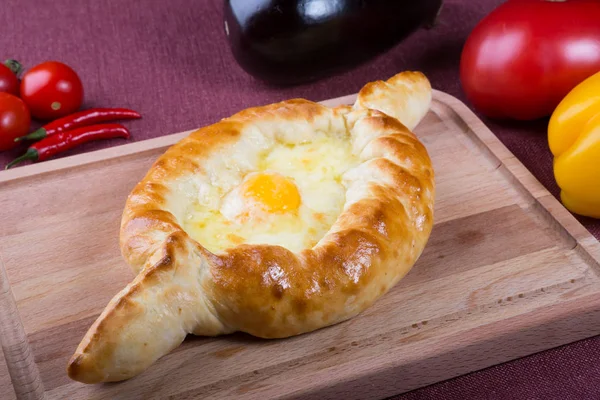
[5,148,40,169]
[3,59,23,77]
[14,128,48,143]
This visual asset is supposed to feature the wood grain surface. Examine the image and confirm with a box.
[0,347,17,400]
[1,91,599,400]
[0,257,44,400]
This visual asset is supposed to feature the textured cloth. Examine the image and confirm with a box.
[1,0,599,398]
[397,337,600,400]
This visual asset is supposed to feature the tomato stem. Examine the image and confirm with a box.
[3,60,23,77]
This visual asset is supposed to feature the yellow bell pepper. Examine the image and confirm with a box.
[548,71,600,219]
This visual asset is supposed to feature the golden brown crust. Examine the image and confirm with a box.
[67,71,435,383]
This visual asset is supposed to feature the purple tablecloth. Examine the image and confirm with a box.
[2,0,600,398]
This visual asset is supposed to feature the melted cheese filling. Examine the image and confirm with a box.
[183,136,359,253]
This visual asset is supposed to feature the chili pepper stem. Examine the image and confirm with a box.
[5,148,39,169]
[14,128,47,143]
[4,59,23,77]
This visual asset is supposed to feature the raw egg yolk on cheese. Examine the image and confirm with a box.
[183,136,358,253]
[242,173,301,213]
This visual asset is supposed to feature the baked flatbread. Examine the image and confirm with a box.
[67,71,435,383]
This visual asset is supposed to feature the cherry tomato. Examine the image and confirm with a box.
[0,61,20,96]
[20,61,84,121]
[0,93,31,151]
[460,0,600,121]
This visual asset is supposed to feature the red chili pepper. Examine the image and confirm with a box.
[14,107,141,142]
[6,123,130,169]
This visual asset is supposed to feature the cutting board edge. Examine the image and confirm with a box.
[2,89,600,400]
[430,90,600,269]
[3,90,435,183]
[288,289,600,400]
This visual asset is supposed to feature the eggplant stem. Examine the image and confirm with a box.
[425,3,444,29]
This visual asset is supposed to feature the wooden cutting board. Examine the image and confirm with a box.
[0,341,17,400]
[1,90,600,400]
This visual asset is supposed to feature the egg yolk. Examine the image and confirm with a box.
[242,173,301,213]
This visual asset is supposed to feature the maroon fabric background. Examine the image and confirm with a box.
[1,0,599,398]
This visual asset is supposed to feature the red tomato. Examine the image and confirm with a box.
[0,63,19,96]
[0,93,31,151]
[20,61,84,121]
[460,0,600,121]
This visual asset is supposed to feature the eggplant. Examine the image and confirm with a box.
[224,0,443,85]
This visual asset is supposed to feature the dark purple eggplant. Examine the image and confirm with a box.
[224,0,443,85]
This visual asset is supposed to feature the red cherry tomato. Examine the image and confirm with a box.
[20,61,84,121]
[0,62,19,96]
[0,93,31,151]
[460,0,600,121]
